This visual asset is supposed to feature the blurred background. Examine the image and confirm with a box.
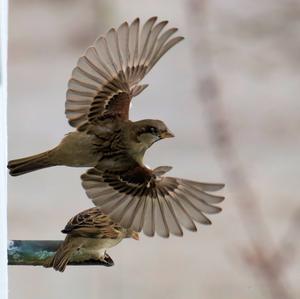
[7,0,300,298]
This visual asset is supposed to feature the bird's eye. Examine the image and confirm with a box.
[149,127,157,134]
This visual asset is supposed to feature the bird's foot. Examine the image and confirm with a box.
[100,253,114,267]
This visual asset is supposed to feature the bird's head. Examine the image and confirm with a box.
[132,119,175,149]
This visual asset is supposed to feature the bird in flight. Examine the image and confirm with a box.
[8,17,224,237]
[44,207,139,272]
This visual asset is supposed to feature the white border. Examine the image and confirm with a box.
[0,0,8,297]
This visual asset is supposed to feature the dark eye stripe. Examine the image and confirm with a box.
[148,126,158,134]
[138,126,158,135]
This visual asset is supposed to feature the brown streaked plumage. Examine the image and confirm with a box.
[8,17,181,176]
[8,17,225,237]
[81,166,224,238]
[44,207,139,272]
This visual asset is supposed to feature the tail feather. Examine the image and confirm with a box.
[8,150,55,176]
[43,236,79,272]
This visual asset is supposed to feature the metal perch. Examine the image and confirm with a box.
[8,240,114,267]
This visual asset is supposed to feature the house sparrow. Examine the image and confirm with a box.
[44,207,139,272]
[7,17,180,176]
[8,17,225,237]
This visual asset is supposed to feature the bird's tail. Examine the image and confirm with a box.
[43,236,79,272]
[7,149,56,176]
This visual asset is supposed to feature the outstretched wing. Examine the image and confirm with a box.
[81,166,225,238]
[62,207,121,239]
[66,17,184,131]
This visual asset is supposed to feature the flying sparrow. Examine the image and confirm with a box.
[8,17,225,237]
[44,207,139,272]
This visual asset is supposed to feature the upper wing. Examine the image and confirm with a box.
[62,207,121,239]
[66,17,184,131]
[81,166,225,238]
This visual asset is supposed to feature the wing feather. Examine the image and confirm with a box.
[180,181,225,204]
[168,193,197,232]
[129,18,140,69]
[117,22,129,70]
[81,165,224,237]
[66,17,184,129]
[177,185,222,214]
[177,192,212,225]
[118,196,142,228]
[154,194,169,238]
[106,28,123,72]
[182,180,225,192]
[129,195,147,232]
[141,197,154,237]
[138,17,157,66]
[62,207,120,239]
[158,190,183,236]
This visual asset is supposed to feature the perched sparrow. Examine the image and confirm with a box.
[8,17,224,237]
[44,207,139,272]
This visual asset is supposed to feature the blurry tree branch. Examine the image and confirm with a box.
[186,0,299,298]
[272,209,300,272]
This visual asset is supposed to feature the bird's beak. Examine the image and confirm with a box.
[131,231,139,240]
[160,129,175,139]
